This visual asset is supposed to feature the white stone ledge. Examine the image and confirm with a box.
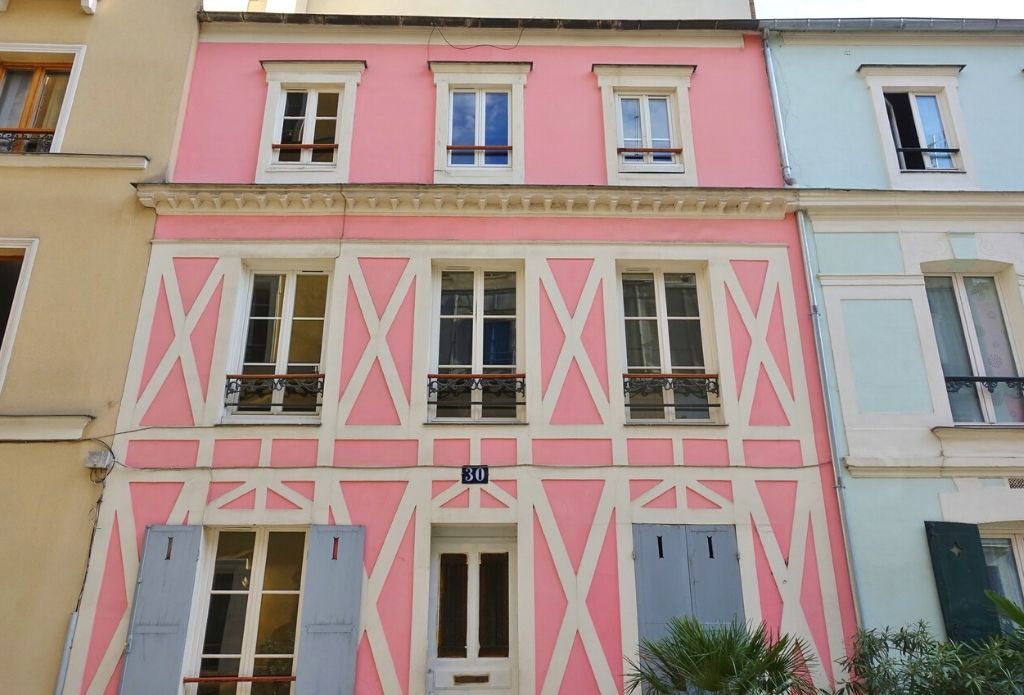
[0,153,148,170]
[0,414,93,441]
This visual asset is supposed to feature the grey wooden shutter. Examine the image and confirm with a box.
[686,525,744,627]
[119,525,202,695]
[295,525,365,695]
[925,521,1001,641]
[633,524,691,643]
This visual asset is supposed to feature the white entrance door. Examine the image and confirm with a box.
[428,538,517,695]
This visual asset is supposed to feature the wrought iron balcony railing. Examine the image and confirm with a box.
[945,375,1024,395]
[427,373,526,418]
[622,372,720,419]
[0,129,55,153]
[224,373,325,414]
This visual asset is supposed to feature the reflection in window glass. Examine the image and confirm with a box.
[982,538,1024,633]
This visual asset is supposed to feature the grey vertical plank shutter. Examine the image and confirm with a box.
[925,521,1000,641]
[119,525,202,695]
[295,525,365,695]
[633,524,691,643]
[686,525,744,627]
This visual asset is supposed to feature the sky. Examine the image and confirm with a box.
[756,0,1024,18]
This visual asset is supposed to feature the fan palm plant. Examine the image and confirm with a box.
[624,616,818,695]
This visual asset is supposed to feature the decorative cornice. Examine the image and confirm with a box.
[798,189,1024,220]
[135,183,797,219]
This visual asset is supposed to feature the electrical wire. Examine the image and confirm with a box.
[432,22,526,51]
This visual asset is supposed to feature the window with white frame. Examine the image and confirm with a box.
[0,240,35,392]
[593,64,697,186]
[227,270,329,418]
[429,267,524,421]
[620,269,718,422]
[193,529,306,694]
[981,533,1024,634]
[255,61,364,184]
[0,62,70,153]
[924,274,1024,424]
[859,65,973,189]
[429,62,529,184]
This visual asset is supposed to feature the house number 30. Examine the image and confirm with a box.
[461,465,489,484]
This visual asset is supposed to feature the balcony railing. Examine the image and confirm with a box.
[945,375,1024,395]
[427,373,526,419]
[623,372,720,420]
[224,373,325,414]
[0,129,54,153]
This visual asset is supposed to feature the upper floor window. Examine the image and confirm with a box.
[429,62,530,185]
[620,269,719,422]
[226,270,329,419]
[429,266,524,422]
[0,63,70,153]
[859,64,974,190]
[593,64,697,186]
[255,61,365,184]
[925,274,1024,424]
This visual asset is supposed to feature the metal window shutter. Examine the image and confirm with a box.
[685,525,744,628]
[633,524,692,643]
[294,525,365,695]
[924,521,1001,642]
[119,525,202,695]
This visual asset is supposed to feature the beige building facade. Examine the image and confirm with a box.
[0,0,199,692]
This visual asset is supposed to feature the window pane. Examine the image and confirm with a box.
[619,97,641,146]
[914,94,953,169]
[484,92,509,165]
[622,274,657,317]
[0,69,31,127]
[438,318,473,366]
[667,320,704,368]
[313,118,337,145]
[982,538,1024,633]
[263,532,305,591]
[316,91,339,118]
[450,91,476,165]
[203,594,249,654]
[884,92,924,170]
[293,275,328,318]
[924,276,983,422]
[252,658,294,695]
[213,532,256,590]
[0,256,25,345]
[31,72,69,130]
[648,97,672,161]
[435,367,471,419]
[482,367,517,419]
[437,554,468,658]
[478,553,510,658]
[483,318,515,366]
[673,367,711,420]
[283,91,307,118]
[664,273,699,317]
[484,271,516,316]
[964,277,1024,423]
[624,320,661,368]
[440,272,474,315]
[287,319,324,364]
[244,319,281,365]
[282,364,320,412]
[255,594,299,655]
[250,275,285,317]
[198,658,241,695]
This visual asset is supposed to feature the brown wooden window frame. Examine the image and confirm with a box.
[0,62,72,153]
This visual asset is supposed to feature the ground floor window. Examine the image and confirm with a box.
[981,533,1024,633]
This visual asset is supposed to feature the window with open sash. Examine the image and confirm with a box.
[429,269,523,421]
[448,89,510,168]
[621,271,718,421]
[616,94,680,169]
[924,275,1024,424]
[884,91,959,171]
[274,89,339,165]
[0,63,70,153]
[192,530,306,695]
[227,272,328,417]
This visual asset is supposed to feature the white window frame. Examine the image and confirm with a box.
[256,61,364,184]
[0,238,36,393]
[859,65,976,190]
[225,264,331,424]
[926,273,1022,425]
[593,64,697,187]
[618,264,719,423]
[429,62,529,185]
[429,263,524,423]
[0,43,85,154]
[188,527,309,695]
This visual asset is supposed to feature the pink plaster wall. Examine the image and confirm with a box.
[175,35,781,187]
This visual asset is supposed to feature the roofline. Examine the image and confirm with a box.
[197,11,759,31]
[760,17,1024,33]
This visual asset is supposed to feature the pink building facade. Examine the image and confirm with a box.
[64,14,856,695]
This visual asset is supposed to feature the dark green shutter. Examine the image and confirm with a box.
[924,521,1000,641]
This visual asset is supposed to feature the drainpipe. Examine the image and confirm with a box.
[53,612,78,695]
[762,28,866,623]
